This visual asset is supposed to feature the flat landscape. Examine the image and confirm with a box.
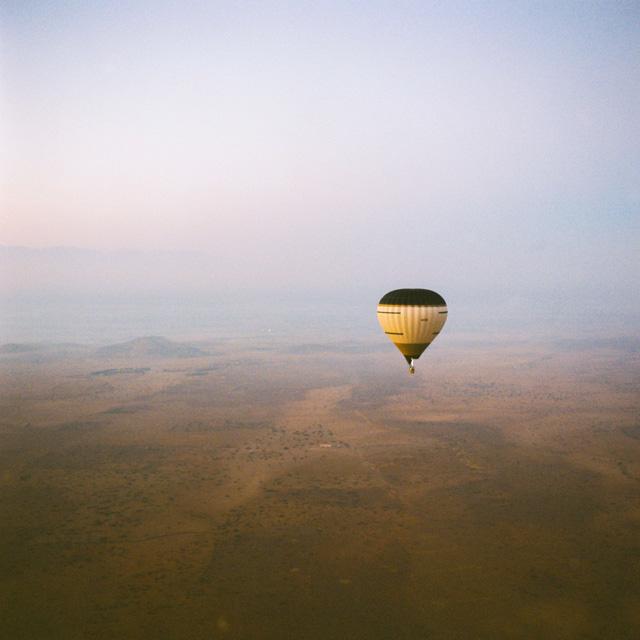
[1,330,639,639]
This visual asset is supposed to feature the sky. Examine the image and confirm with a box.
[1,1,639,304]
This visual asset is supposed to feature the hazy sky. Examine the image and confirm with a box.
[2,1,639,299]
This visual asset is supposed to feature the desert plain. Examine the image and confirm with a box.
[1,326,639,639]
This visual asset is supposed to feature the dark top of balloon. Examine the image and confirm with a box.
[379,288,446,307]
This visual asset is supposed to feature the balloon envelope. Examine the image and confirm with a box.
[377,288,447,369]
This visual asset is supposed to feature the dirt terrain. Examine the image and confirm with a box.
[1,333,639,639]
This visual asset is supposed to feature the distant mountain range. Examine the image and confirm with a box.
[96,336,208,358]
[0,337,209,359]
[0,343,41,354]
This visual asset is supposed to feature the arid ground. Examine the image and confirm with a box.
[1,331,639,639]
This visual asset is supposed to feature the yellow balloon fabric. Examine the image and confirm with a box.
[377,288,447,368]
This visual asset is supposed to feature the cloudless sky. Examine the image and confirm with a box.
[1,1,639,301]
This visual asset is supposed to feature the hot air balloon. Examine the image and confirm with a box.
[377,288,447,373]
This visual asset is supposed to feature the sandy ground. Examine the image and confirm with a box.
[1,334,639,639]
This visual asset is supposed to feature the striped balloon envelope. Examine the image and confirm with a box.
[377,288,448,373]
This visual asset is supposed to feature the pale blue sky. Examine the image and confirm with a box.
[1,1,638,300]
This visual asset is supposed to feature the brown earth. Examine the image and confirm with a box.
[0,334,639,639]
